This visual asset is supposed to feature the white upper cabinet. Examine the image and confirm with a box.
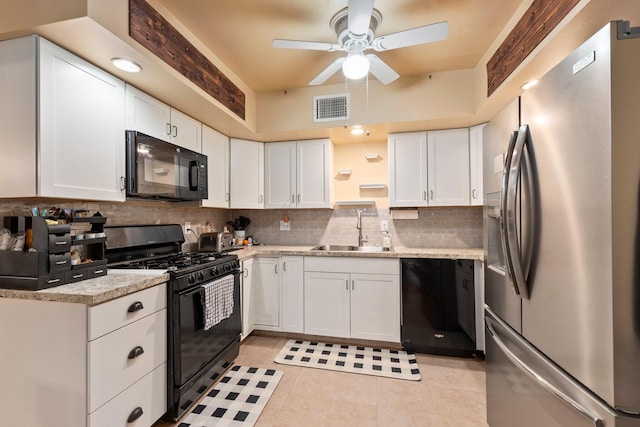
[388,131,429,207]
[125,85,201,152]
[264,141,297,208]
[389,129,472,207]
[201,125,230,208]
[469,123,486,206]
[0,35,125,202]
[230,138,264,209]
[264,139,332,209]
[125,85,171,142]
[169,108,202,152]
[427,128,470,206]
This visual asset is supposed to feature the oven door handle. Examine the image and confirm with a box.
[177,273,238,296]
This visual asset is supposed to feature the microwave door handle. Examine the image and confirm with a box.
[189,160,199,191]
[505,125,530,299]
[501,131,520,296]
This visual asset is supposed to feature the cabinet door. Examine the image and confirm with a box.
[169,108,202,152]
[297,139,331,208]
[241,258,255,340]
[427,128,470,206]
[469,124,485,206]
[0,36,37,197]
[39,38,125,202]
[125,84,171,142]
[230,138,264,208]
[264,141,296,208]
[350,273,400,342]
[280,256,304,333]
[252,258,279,328]
[201,125,229,208]
[388,132,428,207]
[304,271,350,338]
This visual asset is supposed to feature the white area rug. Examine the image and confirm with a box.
[178,365,282,427]
[274,339,421,381]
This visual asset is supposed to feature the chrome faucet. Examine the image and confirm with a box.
[356,209,368,247]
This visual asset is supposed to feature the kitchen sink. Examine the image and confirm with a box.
[310,245,391,252]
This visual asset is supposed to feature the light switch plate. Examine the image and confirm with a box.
[380,220,389,232]
[280,220,290,231]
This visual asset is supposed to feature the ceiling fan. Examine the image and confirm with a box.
[272,0,448,86]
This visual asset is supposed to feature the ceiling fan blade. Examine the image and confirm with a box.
[272,39,342,52]
[348,0,374,37]
[366,54,400,84]
[309,57,346,86]
[371,21,448,52]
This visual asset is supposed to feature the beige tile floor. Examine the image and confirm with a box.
[156,335,489,427]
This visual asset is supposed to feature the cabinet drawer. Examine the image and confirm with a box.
[304,256,399,275]
[48,253,71,272]
[88,362,166,427]
[88,283,166,340]
[88,309,167,413]
[48,233,71,253]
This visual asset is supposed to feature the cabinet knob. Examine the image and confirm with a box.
[127,346,145,360]
[127,407,144,423]
[127,301,144,313]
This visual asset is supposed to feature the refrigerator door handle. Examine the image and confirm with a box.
[504,126,531,299]
[501,131,521,296]
[486,315,604,427]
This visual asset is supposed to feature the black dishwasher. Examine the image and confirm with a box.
[401,258,478,358]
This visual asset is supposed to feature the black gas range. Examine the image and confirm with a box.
[105,224,242,422]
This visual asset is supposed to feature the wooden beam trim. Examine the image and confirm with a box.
[129,0,246,120]
[486,0,580,96]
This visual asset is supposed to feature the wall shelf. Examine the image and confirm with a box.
[364,153,379,160]
[334,200,376,206]
[337,169,352,176]
[359,183,386,189]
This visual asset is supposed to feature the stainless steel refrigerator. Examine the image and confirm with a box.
[483,20,640,427]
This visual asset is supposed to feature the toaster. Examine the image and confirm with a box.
[198,231,235,252]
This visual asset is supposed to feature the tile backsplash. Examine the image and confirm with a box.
[0,199,482,249]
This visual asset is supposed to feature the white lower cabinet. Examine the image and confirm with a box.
[0,283,167,427]
[304,257,400,343]
[251,256,304,333]
[241,258,256,340]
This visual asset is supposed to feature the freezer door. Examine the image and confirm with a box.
[485,308,640,427]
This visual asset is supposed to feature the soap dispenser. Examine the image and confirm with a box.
[382,231,391,249]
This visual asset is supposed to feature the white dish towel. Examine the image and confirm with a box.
[201,274,234,330]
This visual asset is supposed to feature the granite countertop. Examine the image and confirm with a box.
[0,246,482,305]
[0,271,169,306]
[231,245,484,261]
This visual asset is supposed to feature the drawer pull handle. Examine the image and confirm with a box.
[47,278,61,284]
[55,241,68,245]
[94,269,104,274]
[127,346,145,360]
[127,301,144,313]
[55,260,67,265]
[72,274,84,279]
[127,406,144,423]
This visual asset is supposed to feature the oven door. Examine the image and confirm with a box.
[175,271,241,386]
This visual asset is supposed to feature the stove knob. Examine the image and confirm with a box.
[196,271,205,282]
[224,263,232,272]
[188,274,196,284]
[211,266,219,275]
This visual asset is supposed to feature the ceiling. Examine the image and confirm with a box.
[156,0,522,92]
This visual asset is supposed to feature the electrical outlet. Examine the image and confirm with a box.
[280,220,291,231]
[380,220,388,232]
[184,222,191,232]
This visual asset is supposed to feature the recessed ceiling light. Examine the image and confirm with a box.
[111,58,142,73]
[521,79,539,90]
[350,125,365,135]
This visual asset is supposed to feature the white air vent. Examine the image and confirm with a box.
[313,93,350,122]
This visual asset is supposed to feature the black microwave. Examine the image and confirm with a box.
[125,131,208,201]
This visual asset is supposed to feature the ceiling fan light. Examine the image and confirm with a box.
[342,53,369,80]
